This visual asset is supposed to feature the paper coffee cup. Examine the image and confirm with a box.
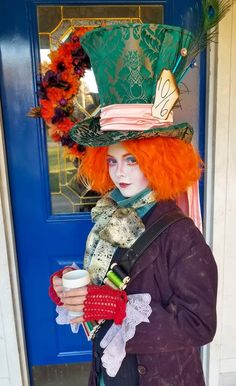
[62,269,90,289]
[62,269,90,317]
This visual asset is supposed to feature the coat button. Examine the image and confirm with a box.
[94,351,99,358]
[137,365,146,375]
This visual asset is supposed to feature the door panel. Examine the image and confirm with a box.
[0,0,204,384]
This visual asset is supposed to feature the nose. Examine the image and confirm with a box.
[116,161,125,178]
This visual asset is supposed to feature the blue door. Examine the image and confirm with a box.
[0,0,205,384]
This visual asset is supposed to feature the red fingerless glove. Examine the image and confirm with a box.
[83,285,128,325]
[48,267,75,306]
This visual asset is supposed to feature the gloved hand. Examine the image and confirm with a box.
[48,266,75,305]
[83,285,128,325]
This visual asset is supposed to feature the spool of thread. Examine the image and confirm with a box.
[111,263,130,284]
[87,321,96,330]
[107,270,123,289]
[82,321,102,340]
[104,277,118,289]
[91,320,104,338]
[82,322,91,339]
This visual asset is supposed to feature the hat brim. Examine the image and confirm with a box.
[70,117,193,147]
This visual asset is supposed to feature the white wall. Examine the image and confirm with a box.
[208,3,236,386]
[0,199,21,386]
[0,104,29,386]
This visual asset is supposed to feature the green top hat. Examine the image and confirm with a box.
[70,23,194,147]
[70,0,236,148]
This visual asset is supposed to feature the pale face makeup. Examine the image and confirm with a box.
[107,143,149,197]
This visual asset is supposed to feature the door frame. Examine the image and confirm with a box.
[0,101,30,385]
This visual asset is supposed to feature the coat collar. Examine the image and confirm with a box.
[129,200,179,282]
[143,200,178,228]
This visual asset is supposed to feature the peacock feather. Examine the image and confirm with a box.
[203,0,233,30]
[188,0,234,58]
[177,0,235,82]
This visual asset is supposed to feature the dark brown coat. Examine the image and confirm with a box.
[89,200,218,386]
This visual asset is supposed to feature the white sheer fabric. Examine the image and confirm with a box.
[100,293,152,377]
[56,305,80,333]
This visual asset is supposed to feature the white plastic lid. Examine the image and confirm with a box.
[62,269,90,289]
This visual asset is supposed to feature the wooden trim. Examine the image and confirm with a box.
[207,3,236,385]
[0,101,30,386]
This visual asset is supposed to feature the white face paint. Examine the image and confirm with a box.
[107,143,149,197]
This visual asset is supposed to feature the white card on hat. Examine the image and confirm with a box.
[152,69,179,120]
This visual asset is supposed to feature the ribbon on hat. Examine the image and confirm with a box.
[176,181,202,233]
[100,104,173,132]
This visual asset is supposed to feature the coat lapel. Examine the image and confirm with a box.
[128,200,177,282]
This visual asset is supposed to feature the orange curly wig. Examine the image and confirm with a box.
[78,137,203,201]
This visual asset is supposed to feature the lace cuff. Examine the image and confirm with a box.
[54,263,81,333]
[55,305,80,333]
[100,293,152,377]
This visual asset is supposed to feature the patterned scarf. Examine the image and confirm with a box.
[83,188,156,284]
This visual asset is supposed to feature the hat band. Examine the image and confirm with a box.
[100,104,173,132]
